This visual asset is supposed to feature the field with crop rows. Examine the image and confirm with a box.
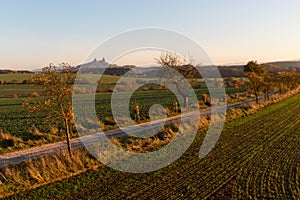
[0,87,244,135]
[0,74,31,82]
[7,92,299,199]
[0,74,245,154]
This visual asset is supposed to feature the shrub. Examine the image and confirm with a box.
[104,118,116,126]
[0,132,22,149]
[1,139,14,148]
[30,92,40,97]
[49,126,59,135]
[149,86,155,90]
[10,79,19,84]
[142,87,149,91]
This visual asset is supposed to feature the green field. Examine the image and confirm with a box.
[0,85,38,97]
[7,93,300,199]
[0,73,246,154]
[0,88,244,137]
[0,74,31,82]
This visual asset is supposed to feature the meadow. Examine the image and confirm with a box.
[0,74,31,83]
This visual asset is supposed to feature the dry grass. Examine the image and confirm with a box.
[226,87,300,122]
[0,131,23,151]
[124,127,176,153]
[0,148,101,198]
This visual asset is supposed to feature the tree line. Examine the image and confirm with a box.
[244,60,300,103]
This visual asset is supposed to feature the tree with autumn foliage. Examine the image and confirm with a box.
[269,71,300,95]
[244,61,268,103]
[23,63,75,157]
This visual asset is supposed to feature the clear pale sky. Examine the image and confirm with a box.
[1,0,300,70]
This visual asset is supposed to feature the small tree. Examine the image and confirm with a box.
[156,52,197,108]
[273,72,287,94]
[262,73,272,100]
[244,61,267,103]
[201,93,211,106]
[23,63,75,157]
[287,72,300,90]
[133,104,140,123]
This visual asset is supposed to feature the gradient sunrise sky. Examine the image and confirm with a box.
[1,0,300,69]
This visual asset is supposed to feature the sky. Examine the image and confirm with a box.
[1,0,300,70]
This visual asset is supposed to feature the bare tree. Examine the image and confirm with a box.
[156,52,197,108]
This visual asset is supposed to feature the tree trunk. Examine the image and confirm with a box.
[264,89,269,101]
[183,96,189,109]
[254,89,259,104]
[175,82,189,109]
[64,118,72,158]
[279,83,282,94]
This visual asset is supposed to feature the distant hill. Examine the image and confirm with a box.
[262,61,300,74]
[3,59,299,78]
[266,61,300,69]
[77,57,111,69]
[0,69,32,74]
[74,58,300,78]
[215,65,245,77]
[205,61,300,78]
[75,58,134,75]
